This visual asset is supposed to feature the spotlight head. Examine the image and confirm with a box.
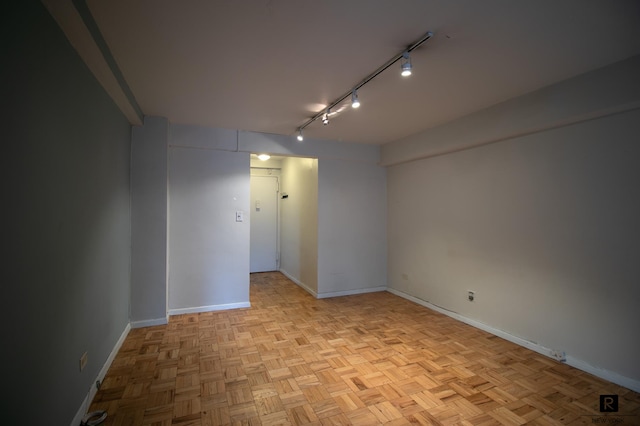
[322,112,329,125]
[401,62,412,76]
[351,90,360,108]
[297,129,304,141]
[401,51,412,77]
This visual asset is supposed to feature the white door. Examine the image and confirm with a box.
[250,176,279,272]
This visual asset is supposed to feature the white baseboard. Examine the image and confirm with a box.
[131,317,168,328]
[168,301,250,316]
[70,322,131,426]
[565,355,640,393]
[317,286,387,299]
[387,287,640,393]
[279,269,387,300]
[279,269,318,297]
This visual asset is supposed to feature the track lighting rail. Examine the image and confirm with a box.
[297,30,433,137]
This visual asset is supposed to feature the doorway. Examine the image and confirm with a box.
[250,175,279,272]
[249,155,318,294]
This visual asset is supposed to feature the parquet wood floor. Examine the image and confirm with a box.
[89,272,640,425]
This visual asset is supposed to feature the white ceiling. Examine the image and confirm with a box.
[48,0,640,145]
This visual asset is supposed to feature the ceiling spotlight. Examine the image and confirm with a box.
[322,110,330,125]
[401,51,412,77]
[351,90,360,108]
[297,129,304,141]
[257,154,270,161]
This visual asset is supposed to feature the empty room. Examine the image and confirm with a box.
[5,1,640,425]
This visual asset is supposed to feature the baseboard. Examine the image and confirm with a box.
[317,286,387,299]
[70,322,131,426]
[279,269,318,297]
[131,317,168,328]
[280,270,388,300]
[168,301,250,316]
[565,355,640,393]
[387,287,640,393]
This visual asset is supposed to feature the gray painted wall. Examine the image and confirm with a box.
[130,116,168,325]
[3,2,131,424]
[386,57,640,388]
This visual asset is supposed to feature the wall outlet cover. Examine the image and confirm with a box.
[551,349,566,362]
[79,352,88,371]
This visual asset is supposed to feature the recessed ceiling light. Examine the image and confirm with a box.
[257,154,270,161]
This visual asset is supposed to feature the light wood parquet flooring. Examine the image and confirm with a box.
[89,272,640,425]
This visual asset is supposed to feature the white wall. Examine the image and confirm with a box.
[130,116,168,326]
[167,127,387,300]
[250,157,282,171]
[240,131,388,297]
[318,159,387,296]
[381,55,640,166]
[238,130,380,163]
[280,157,318,293]
[385,56,640,391]
[168,147,250,313]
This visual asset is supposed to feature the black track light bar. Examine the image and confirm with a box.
[297,30,433,135]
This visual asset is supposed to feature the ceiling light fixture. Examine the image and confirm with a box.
[400,51,412,77]
[257,154,271,161]
[351,90,360,108]
[295,30,433,138]
[297,129,304,141]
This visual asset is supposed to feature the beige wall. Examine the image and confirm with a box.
[318,158,387,296]
[280,157,319,293]
[385,56,640,390]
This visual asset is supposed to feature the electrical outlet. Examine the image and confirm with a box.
[550,349,566,362]
[468,291,475,302]
[79,352,88,371]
